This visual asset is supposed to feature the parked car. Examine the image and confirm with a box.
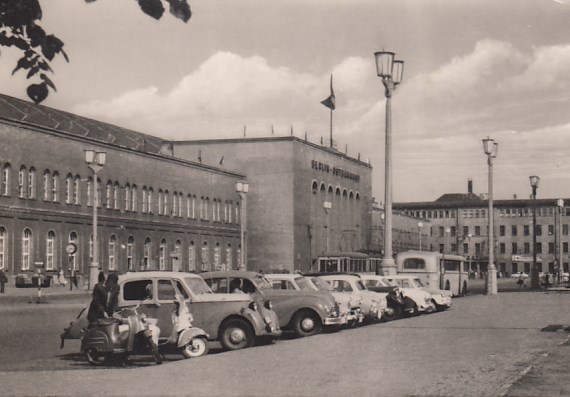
[305,273,385,323]
[201,271,343,338]
[265,273,364,327]
[116,271,281,351]
[358,274,407,321]
[384,275,445,313]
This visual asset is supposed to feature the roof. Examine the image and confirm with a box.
[200,270,261,278]
[119,271,202,281]
[0,93,163,154]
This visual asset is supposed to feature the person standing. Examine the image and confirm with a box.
[0,269,7,293]
[105,273,119,317]
[71,268,78,290]
[87,272,107,324]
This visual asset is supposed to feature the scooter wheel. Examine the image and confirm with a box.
[181,337,210,358]
[85,348,110,366]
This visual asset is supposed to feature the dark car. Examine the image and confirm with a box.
[201,271,342,338]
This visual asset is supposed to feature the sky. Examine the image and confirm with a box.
[2,0,570,203]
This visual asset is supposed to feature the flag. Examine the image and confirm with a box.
[321,74,335,110]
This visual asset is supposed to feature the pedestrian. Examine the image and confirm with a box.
[544,273,551,288]
[87,271,107,324]
[71,268,78,290]
[105,273,119,317]
[517,273,525,288]
[58,269,67,287]
[0,269,7,293]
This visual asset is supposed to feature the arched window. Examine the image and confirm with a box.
[106,181,112,209]
[18,166,26,198]
[311,180,318,194]
[52,172,59,202]
[87,177,93,206]
[178,193,183,217]
[188,241,195,272]
[164,190,169,216]
[201,241,209,271]
[124,184,131,211]
[69,232,78,270]
[28,167,36,199]
[142,187,148,213]
[21,228,32,270]
[172,191,178,217]
[148,188,153,214]
[43,170,50,201]
[214,242,221,269]
[157,190,163,215]
[108,235,117,271]
[236,202,240,224]
[74,175,81,205]
[237,244,241,270]
[226,243,232,270]
[65,174,73,204]
[127,235,134,271]
[159,239,167,270]
[46,230,56,271]
[144,237,152,270]
[2,163,11,196]
[0,226,7,269]
[113,182,120,210]
[131,185,137,213]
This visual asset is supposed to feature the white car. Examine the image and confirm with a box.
[264,274,364,327]
[310,274,386,323]
[383,276,439,314]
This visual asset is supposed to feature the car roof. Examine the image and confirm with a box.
[119,271,202,282]
[385,275,419,280]
[200,270,262,278]
[303,272,362,278]
[264,273,303,280]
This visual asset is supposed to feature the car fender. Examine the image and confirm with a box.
[177,328,209,348]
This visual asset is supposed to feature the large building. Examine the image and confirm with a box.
[163,138,373,273]
[0,94,245,286]
[394,180,570,277]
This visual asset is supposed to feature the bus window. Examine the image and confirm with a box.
[443,260,460,271]
[403,258,426,270]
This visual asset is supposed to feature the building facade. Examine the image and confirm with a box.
[0,94,245,285]
[163,137,373,273]
[394,181,570,278]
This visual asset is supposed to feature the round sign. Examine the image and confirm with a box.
[65,243,77,255]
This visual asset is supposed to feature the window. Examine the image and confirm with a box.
[87,177,93,206]
[536,243,542,254]
[109,235,117,271]
[188,241,195,272]
[475,226,481,236]
[52,172,59,202]
[535,225,542,236]
[74,175,81,204]
[499,225,505,237]
[144,237,152,270]
[28,168,36,199]
[450,226,456,237]
[214,242,221,269]
[43,170,50,201]
[463,243,468,255]
[439,244,444,253]
[500,243,505,254]
[524,243,530,254]
[173,191,178,217]
[159,239,167,270]
[475,243,481,255]
[226,243,232,270]
[512,243,518,254]
[18,166,26,198]
[158,279,176,300]
[124,184,131,211]
[106,181,112,209]
[69,232,78,270]
[142,187,148,213]
[131,185,137,212]
[127,236,134,271]
[524,225,530,236]
[123,279,153,301]
[66,174,73,204]
[164,190,169,216]
[158,190,163,215]
[564,224,569,236]
[548,225,554,236]
[548,242,554,254]
[147,188,153,214]
[201,241,209,271]
[46,230,56,270]
[403,258,426,269]
[463,226,469,236]
[2,163,11,196]
[564,242,568,254]
[113,182,119,210]
[438,226,444,237]
[512,225,517,236]
[0,226,6,269]
[22,228,32,270]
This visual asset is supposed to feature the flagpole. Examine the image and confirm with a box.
[329,108,333,148]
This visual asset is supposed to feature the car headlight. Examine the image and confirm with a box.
[265,300,273,310]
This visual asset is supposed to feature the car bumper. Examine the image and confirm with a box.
[418,302,436,313]
[323,316,344,326]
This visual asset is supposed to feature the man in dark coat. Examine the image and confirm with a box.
[87,272,107,324]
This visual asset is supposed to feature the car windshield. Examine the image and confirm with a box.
[295,277,317,291]
[184,277,212,294]
[310,277,333,292]
[355,280,367,291]
[378,278,392,287]
[412,278,425,288]
[253,275,273,290]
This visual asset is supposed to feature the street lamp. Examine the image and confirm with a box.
[236,182,249,271]
[482,137,498,295]
[530,175,540,289]
[557,199,564,287]
[418,222,423,251]
[85,150,106,290]
[375,50,404,276]
[323,201,332,253]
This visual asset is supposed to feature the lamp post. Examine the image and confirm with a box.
[557,199,564,287]
[85,150,106,290]
[375,50,404,276]
[323,201,332,253]
[482,138,498,295]
[418,222,423,251]
[530,175,540,289]
[236,182,249,271]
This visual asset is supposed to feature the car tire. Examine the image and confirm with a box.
[181,337,210,358]
[220,318,254,351]
[292,310,323,337]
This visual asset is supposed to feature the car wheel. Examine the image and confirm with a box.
[220,319,254,351]
[85,348,110,366]
[181,337,210,358]
[292,310,323,337]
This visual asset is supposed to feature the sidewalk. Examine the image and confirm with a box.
[0,282,90,304]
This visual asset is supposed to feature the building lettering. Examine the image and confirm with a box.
[311,160,360,182]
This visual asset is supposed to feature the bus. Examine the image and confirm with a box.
[317,252,375,273]
[396,251,469,296]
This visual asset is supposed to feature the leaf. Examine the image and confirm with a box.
[26,65,39,79]
[138,0,165,20]
[41,34,64,61]
[166,0,191,22]
[27,82,48,104]
[61,48,69,63]
[26,23,46,47]
[40,73,56,91]
[12,56,32,75]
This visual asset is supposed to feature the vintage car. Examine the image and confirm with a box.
[305,273,385,323]
[116,271,281,351]
[201,271,343,338]
[265,273,364,327]
[384,275,446,313]
[358,274,407,321]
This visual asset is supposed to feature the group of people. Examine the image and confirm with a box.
[87,271,119,324]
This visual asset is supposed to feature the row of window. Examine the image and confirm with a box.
[405,206,570,220]
[1,163,241,224]
[311,180,361,200]
[0,226,240,272]
[432,224,568,239]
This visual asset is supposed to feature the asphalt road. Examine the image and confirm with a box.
[1,289,570,396]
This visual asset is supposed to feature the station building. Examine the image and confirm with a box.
[394,180,570,277]
[162,138,373,273]
[0,94,245,285]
